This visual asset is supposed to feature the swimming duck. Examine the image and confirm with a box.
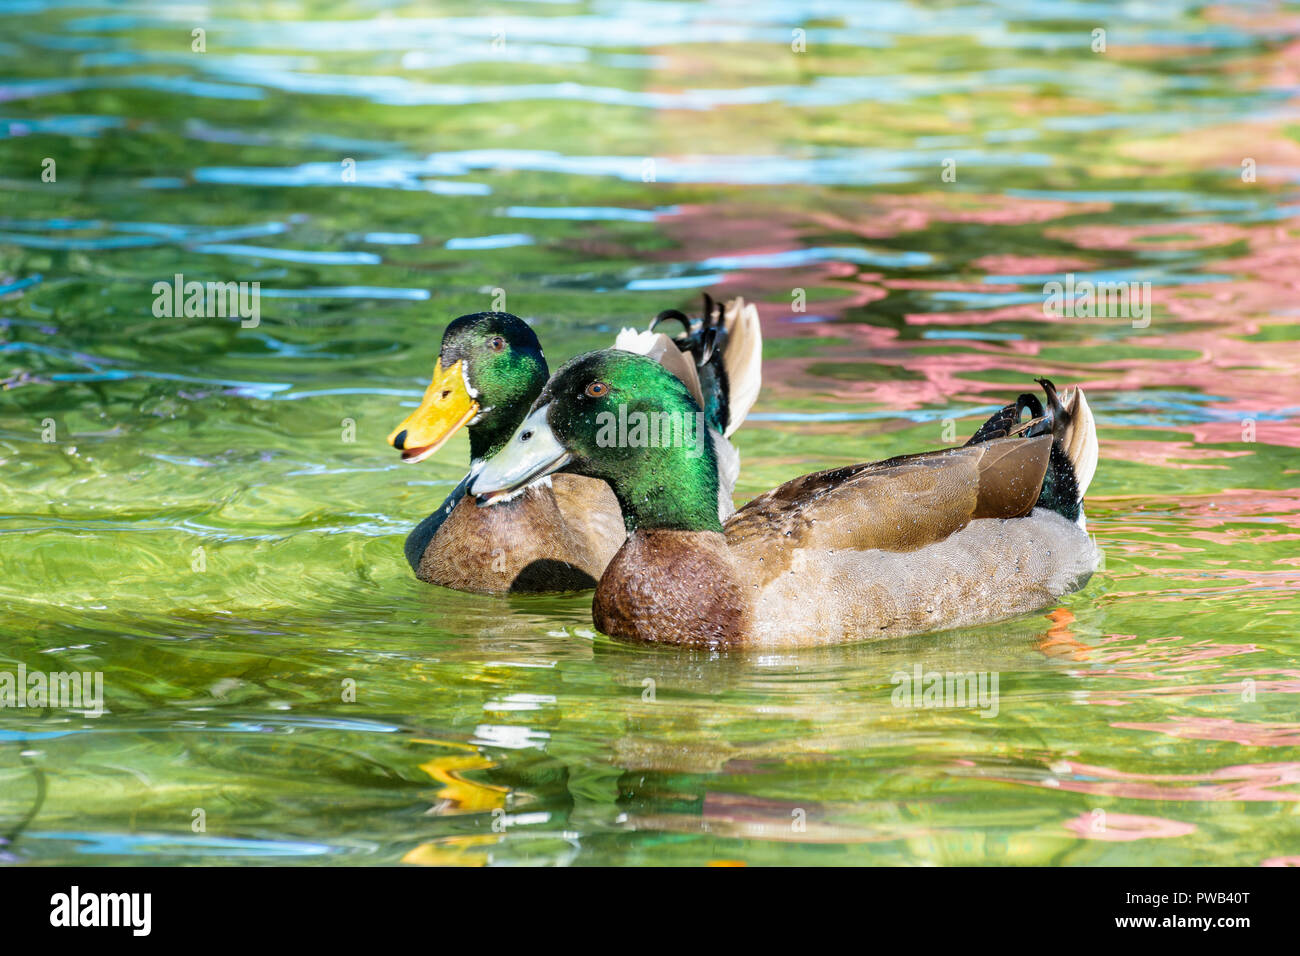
[387,297,762,594]
[469,350,1100,646]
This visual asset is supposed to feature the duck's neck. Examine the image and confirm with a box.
[468,412,521,463]
[468,352,549,462]
[609,435,723,534]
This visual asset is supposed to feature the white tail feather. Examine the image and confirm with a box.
[1061,387,1098,499]
[614,327,657,354]
[719,297,762,437]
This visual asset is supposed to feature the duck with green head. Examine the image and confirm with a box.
[388,298,762,594]
[470,350,1100,646]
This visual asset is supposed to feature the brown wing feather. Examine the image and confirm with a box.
[970,434,1053,518]
[725,436,1051,563]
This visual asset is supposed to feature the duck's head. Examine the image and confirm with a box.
[387,312,547,464]
[470,350,721,532]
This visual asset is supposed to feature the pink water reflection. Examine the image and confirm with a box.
[1112,717,1300,746]
[1063,811,1196,841]
[994,760,1300,802]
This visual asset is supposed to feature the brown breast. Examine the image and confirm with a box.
[593,529,752,647]
[416,477,623,594]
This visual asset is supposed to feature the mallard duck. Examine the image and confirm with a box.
[387,297,762,594]
[469,350,1100,646]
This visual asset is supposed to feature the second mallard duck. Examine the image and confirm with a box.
[470,350,1100,647]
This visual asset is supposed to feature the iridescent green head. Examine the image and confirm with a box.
[469,350,722,533]
[388,312,548,464]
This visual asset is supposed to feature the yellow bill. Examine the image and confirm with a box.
[388,359,479,463]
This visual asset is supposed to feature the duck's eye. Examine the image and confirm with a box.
[584,382,608,398]
[488,336,506,352]
[520,430,533,443]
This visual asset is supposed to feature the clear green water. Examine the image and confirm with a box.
[1,0,1298,865]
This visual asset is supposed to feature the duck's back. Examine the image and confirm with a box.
[725,436,1052,567]
[722,435,1096,646]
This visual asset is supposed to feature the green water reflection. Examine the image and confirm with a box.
[1,0,1298,865]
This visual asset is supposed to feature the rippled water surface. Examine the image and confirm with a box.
[2,0,1299,865]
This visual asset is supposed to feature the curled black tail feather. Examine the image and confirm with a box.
[650,293,732,435]
[965,392,1045,445]
[966,378,1081,522]
[1035,377,1073,443]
